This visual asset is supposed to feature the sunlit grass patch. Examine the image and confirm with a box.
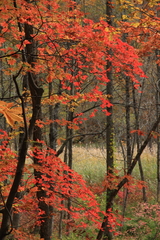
[72,145,157,200]
[72,145,106,184]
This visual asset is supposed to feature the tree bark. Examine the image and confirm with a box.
[156,3,160,202]
[23,4,53,239]
[103,1,114,239]
[156,49,160,202]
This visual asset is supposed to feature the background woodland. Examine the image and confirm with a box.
[0,0,160,240]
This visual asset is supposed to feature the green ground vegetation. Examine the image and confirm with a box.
[60,145,159,240]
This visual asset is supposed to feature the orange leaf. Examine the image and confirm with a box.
[7,58,16,65]
[130,129,145,136]
[0,37,5,46]
[47,75,52,83]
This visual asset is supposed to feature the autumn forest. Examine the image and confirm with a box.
[0,0,160,239]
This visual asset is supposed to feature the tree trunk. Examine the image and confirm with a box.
[156,49,160,202]
[23,7,52,240]
[156,3,160,202]
[103,1,114,239]
[48,82,61,237]
[132,82,147,202]
[121,75,132,221]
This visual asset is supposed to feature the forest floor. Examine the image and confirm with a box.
[67,144,159,240]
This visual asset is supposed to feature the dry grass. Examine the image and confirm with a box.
[72,145,106,184]
[70,144,158,203]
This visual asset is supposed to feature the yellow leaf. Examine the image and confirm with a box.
[0,101,23,127]
[122,15,128,20]
[131,22,139,28]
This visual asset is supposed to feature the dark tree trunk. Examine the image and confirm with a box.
[156,48,160,202]
[156,3,160,202]
[48,82,61,238]
[125,76,132,169]
[103,1,114,239]
[23,7,52,240]
[66,108,73,223]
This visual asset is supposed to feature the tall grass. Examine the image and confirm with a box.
[70,145,158,239]
[72,145,106,184]
[72,145,157,192]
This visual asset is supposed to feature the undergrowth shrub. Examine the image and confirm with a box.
[119,203,160,240]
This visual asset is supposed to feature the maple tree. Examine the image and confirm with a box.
[77,0,160,239]
[0,0,155,239]
[102,1,160,239]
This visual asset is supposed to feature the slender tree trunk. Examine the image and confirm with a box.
[103,1,114,239]
[67,109,73,223]
[121,75,132,221]
[58,142,68,239]
[156,3,160,202]
[48,82,61,237]
[49,82,60,150]
[132,83,147,202]
[125,76,132,169]
[11,72,29,232]
[156,49,160,202]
